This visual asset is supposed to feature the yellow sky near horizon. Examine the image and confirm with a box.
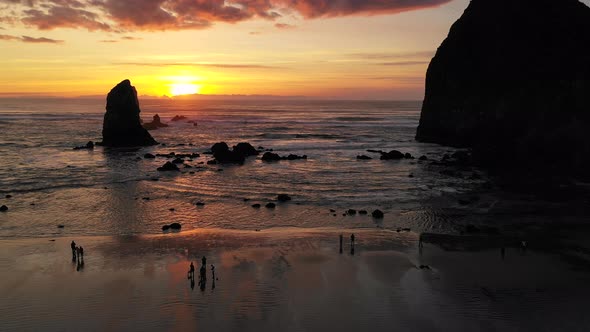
[3,0,579,99]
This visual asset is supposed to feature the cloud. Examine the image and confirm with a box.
[348,51,435,60]
[1,0,452,31]
[275,23,295,29]
[0,33,63,43]
[116,61,283,69]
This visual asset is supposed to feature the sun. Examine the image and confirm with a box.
[170,83,200,96]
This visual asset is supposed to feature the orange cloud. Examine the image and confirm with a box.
[3,0,452,31]
[0,33,63,43]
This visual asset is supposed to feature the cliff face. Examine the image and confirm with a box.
[101,80,157,147]
[416,0,590,173]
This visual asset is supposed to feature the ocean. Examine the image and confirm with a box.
[0,98,483,238]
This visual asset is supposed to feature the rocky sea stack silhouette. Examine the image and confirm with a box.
[416,0,590,175]
[101,79,157,147]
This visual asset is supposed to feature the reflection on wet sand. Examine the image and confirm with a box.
[1,228,590,331]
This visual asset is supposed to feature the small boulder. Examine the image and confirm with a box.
[233,142,259,157]
[372,209,384,218]
[419,155,428,161]
[265,202,276,209]
[143,114,169,130]
[5,195,12,198]
[404,152,414,159]
[172,158,184,164]
[252,203,261,208]
[157,162,180,171]
[195,202,205,206]
[73,141,95,150]
[261,152,281,161]
[0,205,7,212]
[57,225,65,228]
[162,225,170,231]
[170,222,182,230]
[356,155,372,160]
[380,150,405,160]
[277,194,292,202]
[347,209,357,215]
[144,153,156,159]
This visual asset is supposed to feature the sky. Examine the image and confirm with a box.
[1,0,588,99]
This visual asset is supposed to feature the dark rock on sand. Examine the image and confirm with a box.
[419,155,428,161]
[57,225,65,228]
[372,209,384,218]
[261,152,281,161]
[347,209,357,215]
[0,205,7,212]
[380,150,405,160]
[416,0,590,176]
[5,195,12,198]
[73,141,94,150]
[359,210,368,215]
[277,194,292,202]
[101,79,157,147]
[144,153,155,159]
[157,162,180,172]
[233,142,259,157]
[195,202,205,206]
[252,204,261,208]
[261,152,307,162]
[210,142,247,165]
[170,222,182,230]
[265,202,276,209]
[357,155,372,160]
[162,225,170,231]
[143,114,169,130]
[172,158,184,164]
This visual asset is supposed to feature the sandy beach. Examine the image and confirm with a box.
[1,228,589,332]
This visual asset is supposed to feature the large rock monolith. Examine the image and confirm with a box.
[416,0,590,175]
[101,79,157,147]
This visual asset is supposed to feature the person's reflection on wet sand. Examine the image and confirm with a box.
[339,234,343,254]
[350,233,355,255]
[198,265,206,292]
[190,277,195,290]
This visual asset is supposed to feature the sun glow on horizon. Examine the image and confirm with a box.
[169,83,201,96]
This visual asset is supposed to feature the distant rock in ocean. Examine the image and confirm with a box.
[143,114,169,130]
[416,0,590,175]
[101,79,157,147]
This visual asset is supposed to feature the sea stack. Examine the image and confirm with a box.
[416,0,590,175]
[101,79,157,147]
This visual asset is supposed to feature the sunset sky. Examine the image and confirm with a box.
[2,0,589,99]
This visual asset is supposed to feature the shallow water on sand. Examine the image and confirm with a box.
[1,230,589,332]
[0,99,490,237]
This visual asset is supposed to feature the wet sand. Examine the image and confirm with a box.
[1,228,590,332]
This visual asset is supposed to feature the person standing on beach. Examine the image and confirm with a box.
[189,262,195,279]
[71,241,76,258]
[339,234,343,254]
[79,246,84,259]
[202,256,207,267]
[350,233,356,255]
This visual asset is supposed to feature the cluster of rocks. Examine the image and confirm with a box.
[155,152,201,159]
[143,114,169,130]
[0,205,7,212]
[332,208,384,219]
[73,141,95,150]
[261,152,307,162]
[363,149,420,161]
[251,194,292,209]
[208,142,260,165]
[162,222,182,231]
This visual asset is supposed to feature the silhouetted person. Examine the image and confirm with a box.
[71,241,76,260]
[79,246,84,259]
[339,234,343,254]
[202,256,207,267]
[211,264,215,279]
[189,262,195,279]
[351,233,355,245]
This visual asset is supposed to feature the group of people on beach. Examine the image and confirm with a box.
[70,240,85,270]
[188,256,216,291]
[339,233,356,255]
